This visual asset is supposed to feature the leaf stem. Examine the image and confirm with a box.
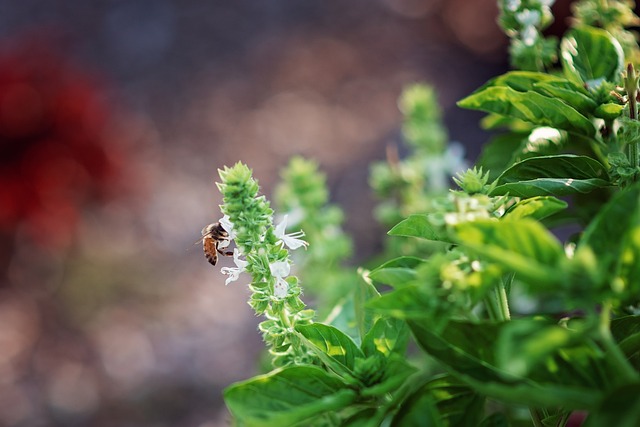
[599,301,640,383]
[625,63,639,175]
[484,295,500,321]
[556,411,571,427]
[495,277,512,321]
[529,408,545,427]
[486,276,512,322]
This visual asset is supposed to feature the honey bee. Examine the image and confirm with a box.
[200,222,233,266]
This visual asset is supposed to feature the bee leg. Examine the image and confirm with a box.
[217,248,233,257]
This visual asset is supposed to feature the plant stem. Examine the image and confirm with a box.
[599,301,640,383]
[529,408,545,427]
[486,276,512,322]
[484,295,500,321]
[556,411,571,427]
[495,279,511,321]
[625,63,639,176]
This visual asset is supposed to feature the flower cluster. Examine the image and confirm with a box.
[214,162,314,365]
[428,192,508,228]
[498,0,558,71]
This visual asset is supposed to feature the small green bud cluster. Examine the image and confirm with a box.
[498,0,558,70]
[453,167,495,195]
[353,352,387,386]
[428,192,507,228]
[216,162,315,365]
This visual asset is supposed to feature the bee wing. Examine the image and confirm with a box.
[194,228,217,245]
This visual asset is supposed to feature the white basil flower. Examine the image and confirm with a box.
[269,260,291,298]
[274,215,309,250]
[516,9,541,27]
[220,248,248,285]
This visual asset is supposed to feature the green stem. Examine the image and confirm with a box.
[495,279,511,321]
[599,301,639,383]
[279,307,293,330]
[484,294,500,321]
[556,411,571,427]
[625,63,639,176]
[529,408,545,427]
[485,276,512,322]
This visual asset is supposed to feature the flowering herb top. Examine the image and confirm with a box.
[215,162,314,366]
[214,1,640,425]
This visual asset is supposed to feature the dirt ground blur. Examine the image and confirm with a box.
[0,0,534,425]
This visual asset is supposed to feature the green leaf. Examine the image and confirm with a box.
[496,320,581,378]
[408,320,606,409]
[475,70,561,92]
[584,383,640,427]
[390,385,443,427]
[492,178,609,197]
[369,256,425,288]
[496,154,608,183]
[476,132,530,181]
[479,413,510,427]
[296,323,364,370]
[455,219,564,288]
[491,155,610,197]
[561,26,624,85]
[480,112,534,132]
[595,103,625,120]
[224,366,357,427]
[361,354,418,397]
[361,317,410,357]
[392,375,484,427]
[579,183,640,284]
[618,116,640,145]
[611,315,640,372]
[532,80,597,115]
[388,214,452,242]
[341,409,379,427]
[457,86,596,137]
[367,286,434,320]
[504,196,568,221]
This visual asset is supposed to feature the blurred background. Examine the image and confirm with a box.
[0,0,581,425]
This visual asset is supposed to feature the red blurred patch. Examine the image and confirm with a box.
[0,36,129,248]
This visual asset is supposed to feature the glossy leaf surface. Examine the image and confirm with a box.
[225,366,356,427]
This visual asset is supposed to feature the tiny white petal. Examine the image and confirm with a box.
[521,25,538,46]
[269,260,291,278]
[516,10,541,27]
[221,267,241,285]
[282,231,309,250]
[274,277,289,298]
[219,215,236,240]
[274,215,309,250]
[220,248,247,285]
[505,0,521,11]
[274,215,288,238]
[232,248,248,269]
